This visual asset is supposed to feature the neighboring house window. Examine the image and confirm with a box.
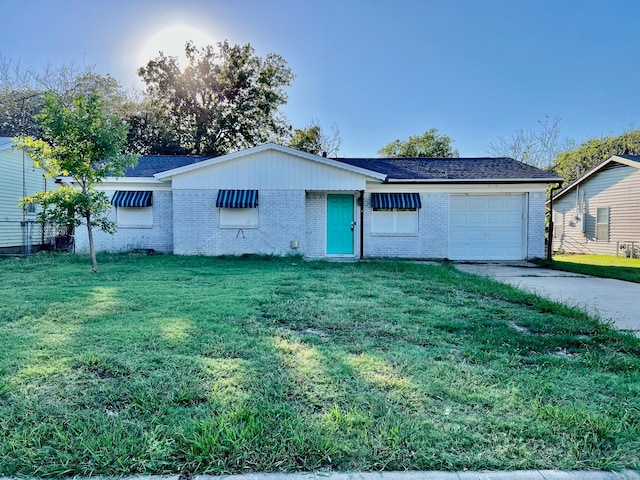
[554,211,564,239]
[371,193,421,234]
[596,207,609,241]
[24,202,37,216]
[217,189,259,229]
[111,191,153,228]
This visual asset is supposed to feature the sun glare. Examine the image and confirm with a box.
[138,24,215,69]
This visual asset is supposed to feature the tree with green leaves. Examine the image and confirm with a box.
[17,93,137,273]
[137,40,294,156]
[378,128,459,158]
[1,58,133,138]
[287,120,341,156]
[553,129,640,185]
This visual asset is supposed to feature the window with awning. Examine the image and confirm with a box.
[111,191,153,207]
[371,192,421,210]
[371,193,421,235]
[216,189,258,208]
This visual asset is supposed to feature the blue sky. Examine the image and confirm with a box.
[2,0,639,158]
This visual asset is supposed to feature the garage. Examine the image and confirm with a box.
[449,194,525,260]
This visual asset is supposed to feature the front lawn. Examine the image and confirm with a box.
[537,254,640,283]
[1,254,639,477]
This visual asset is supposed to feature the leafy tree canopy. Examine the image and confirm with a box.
[378,129,459,158]
[554,129,640,185]
[17,93,137,273]
[288,120,341,157]
[0,58,132,138]
[136,40,294,156]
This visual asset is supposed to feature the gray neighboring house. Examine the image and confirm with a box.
[550,154,640,257]
[0,137,59,253]
[73,143,560,261]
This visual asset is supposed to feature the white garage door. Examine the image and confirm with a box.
[449,194,525,260]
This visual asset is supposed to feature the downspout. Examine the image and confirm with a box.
[547,183,563,261]
[359,190,364,259]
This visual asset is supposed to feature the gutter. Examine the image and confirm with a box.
[385,178,563,184]
[359,190,364,259]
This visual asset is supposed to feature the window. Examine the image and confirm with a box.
[553,211,564,239]
[370,193,421,235]
[596,207,609,241]
[217,189,259,228]
[219,208,259,228]
[117,207,153,227]
[372,208,419,234]
[111,191,154,228]
[24,202,37,216]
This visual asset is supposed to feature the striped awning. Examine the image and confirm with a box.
[111,191,152,207]
[371,193,421,209]
[216,189,258,208]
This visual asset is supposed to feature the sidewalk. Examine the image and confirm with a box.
[24,470,637,480]
[195,471,640,480]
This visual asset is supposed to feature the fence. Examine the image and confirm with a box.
[617,241,640,258]
[0,220,74,255]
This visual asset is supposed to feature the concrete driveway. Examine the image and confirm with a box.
[454,262,640,337]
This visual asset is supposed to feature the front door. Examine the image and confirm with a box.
[326,194,354,255]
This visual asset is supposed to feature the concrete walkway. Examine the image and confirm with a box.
[194,471,640,480]
[13,471,636,480]
[454,262,640,337]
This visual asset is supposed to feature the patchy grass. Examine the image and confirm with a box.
[0,253,639,477]
[536,254,640,283]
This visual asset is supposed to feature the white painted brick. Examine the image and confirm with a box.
[74,190,173,253]
[174,189,306,256]
[527,191,546,259]
[363,192,449,258]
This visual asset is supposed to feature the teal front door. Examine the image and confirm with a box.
[326,194,354,255]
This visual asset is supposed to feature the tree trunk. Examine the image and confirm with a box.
[86,213,98,274]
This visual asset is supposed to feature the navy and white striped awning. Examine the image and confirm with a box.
[371,193,421,209]
[216,189,258,208]
[111,191,153,207]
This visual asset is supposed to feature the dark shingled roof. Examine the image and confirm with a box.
[332,157,562,182]
[123,155,213,177]
[614,154,640,163]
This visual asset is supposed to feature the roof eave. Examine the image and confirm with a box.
[60,176,168,185]
[551,155,640,202]
[102,177,168,184]
[154,143,387,180]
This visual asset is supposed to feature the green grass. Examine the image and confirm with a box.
[1,253,639,477]
[536,254,640,283]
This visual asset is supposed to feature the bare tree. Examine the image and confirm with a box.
[489,116,574,169]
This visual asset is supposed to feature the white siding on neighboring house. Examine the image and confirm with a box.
[553,163,640,256]
[0,139,53,250]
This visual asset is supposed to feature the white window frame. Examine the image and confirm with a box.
[371,208,419,236]
[219,207,259,229]
[596,207,609,241]
[554,211,564,239]
[24,201,38,216]
[117,206,153,228]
